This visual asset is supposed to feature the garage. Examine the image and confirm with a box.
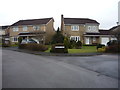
[101,37,110,46]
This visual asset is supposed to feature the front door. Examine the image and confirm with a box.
[85,37,89,44]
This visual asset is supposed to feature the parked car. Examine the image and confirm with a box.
[21,38,39,44]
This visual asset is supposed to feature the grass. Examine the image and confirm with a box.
[68,46,97,53]
[45,46,97,53]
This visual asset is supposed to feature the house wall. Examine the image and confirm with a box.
[63,24,99,44]
[64,25,85,43]
[45,19,55,44]
[9,24,48,43]
[9,25,46,37]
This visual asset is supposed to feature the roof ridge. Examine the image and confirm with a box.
[19,17,53,21]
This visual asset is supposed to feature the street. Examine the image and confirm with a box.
[2,49,118,88]
[0,48,2,89]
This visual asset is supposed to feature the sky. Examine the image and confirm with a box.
[0,0,119,30]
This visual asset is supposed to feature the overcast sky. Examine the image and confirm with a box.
[0,0,119,30]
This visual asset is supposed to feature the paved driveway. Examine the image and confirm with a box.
[2,49,118,88]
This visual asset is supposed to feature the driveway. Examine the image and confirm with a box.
[2,49,118,88]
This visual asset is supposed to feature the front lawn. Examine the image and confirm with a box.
[68,46,97,53]
[45,46,97,53]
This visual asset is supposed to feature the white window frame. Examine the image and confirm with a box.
[88,26,91,31]
[93,37,96,42]
[33,25,40,30]
[71,25,79,31]
[13,27,19,32]
[23,26,27,31]
[70,36,80,42]
[12,37,18,42]
[43,26,46,31]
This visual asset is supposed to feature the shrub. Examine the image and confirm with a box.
[64,37,70,49]
[26,43,48,51]
[105,45,120,53]
[18,37,22,44]
[50,43,68,53]
[2,39,11,47]
[96,44,105,50]
[69,40,76,49]
[51,27,64,44]
[107,40,119,46]
[18,44,27,49]
[75,41,82,49]
[97,48,106,52]
[83,44,97,46]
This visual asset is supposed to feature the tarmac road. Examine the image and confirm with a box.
[2,49,118,88]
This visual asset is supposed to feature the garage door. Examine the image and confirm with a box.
[101,37,109,46]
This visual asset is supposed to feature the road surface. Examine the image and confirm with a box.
[2,49,118,88]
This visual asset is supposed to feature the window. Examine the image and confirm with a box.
[93,37,96,42]
[93,26,96,31]
[33,25,40,30]
[71,25,79,31]
[70,36,80,42]
[23,26,27,31]
[12,37,18,42]
[43,26,46,31]
[13,27,19,32]
[88,26,91,31]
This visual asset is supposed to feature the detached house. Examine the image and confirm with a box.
[61,15,116,45]
[8,18,55,44]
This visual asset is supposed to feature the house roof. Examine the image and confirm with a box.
[109,25,120,31]
[11,18,53,26]
[84,29,111,36]
[64,18,99,25]
[0,25,10,30]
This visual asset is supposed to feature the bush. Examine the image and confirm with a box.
[2,39,11,47]
[18,44,27,49]
[26,43,48,51]
[64,37,70,49]
[18,37,22,44]
[50,43,68,53]
[107,40,118,46]
[75,41,82,49]
[105,45,120,53]
[83,44,97,46]
[69,40,76,49]
[97,48,106,52]
[96,44,105,50]
[51,27,64,44]
[19,43,48,51]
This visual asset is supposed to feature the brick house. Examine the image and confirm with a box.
[61,15,116,45]
[7,18,55,44]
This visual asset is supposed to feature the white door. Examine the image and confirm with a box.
[85,37,89,44]
[101,37,109,46]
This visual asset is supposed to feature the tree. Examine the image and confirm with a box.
[51,27,64,44]
[64,37,70,49]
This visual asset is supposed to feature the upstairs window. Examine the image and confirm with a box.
[13,27,19,32]
[87,26,98,32]
[23,26,27,31]
[33,25,40,30]
[71,25,79,31]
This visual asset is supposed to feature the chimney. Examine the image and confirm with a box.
[61,14,64,33]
